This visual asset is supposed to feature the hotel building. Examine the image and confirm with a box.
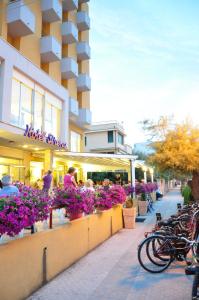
[0,0,91,184]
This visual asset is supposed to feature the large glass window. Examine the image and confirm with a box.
[11,79,33,129]
[44,103,59,138]
[10,72,61,137]
[71,131,81,152]
[11,78,20,126]
[108,131,114,143]
[20,84,32,128]
[118,133,124,145]
[34,91,43,131]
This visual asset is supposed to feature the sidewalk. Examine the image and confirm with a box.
[28,189,192,300]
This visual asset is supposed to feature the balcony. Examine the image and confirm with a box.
[79,0,90,3]
[69,98,79,121]
[61,58,78,79]
[77,42,91,61]
[77,11,90,31]
[63,0,78,11]
[40,36,61,63]
[62,22,78,44]
[77,74,91,92]
[41,0,62,23]
[78,108,92,127]
[7,0,35,37]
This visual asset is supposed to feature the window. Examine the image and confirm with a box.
[71,131,81,152]
[118,133,124,145]
[44,103,60,138]
[11,78,20,126]
[11,79,33,128]
[108,131,114,143]
[85,136,87,146]
[34,91,43,131]
[20,83,32,128]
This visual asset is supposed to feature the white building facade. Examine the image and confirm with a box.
[84,121,133,155]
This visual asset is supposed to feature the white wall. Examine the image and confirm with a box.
[85,131,114,152]
[85,130,127,153]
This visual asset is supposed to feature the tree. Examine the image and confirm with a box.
[145,120,199,200]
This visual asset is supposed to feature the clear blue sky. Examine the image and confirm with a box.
[89,0,199,145]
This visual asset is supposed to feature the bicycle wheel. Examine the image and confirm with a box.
[147,237,170,264]
[138,235,173,273]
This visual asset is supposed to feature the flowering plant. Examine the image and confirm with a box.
[94,185,127,210]
[94,188,112,210]
[0,186,51,237]
[123,185,134,196]
[108,185,127,206]
[52,187,94,215]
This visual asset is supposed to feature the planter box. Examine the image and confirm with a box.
[138,200,148,216]
[123,207,136,229]
[112,204,123,234]
[0,205,123,300]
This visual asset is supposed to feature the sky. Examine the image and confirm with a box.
[89,0,199,145]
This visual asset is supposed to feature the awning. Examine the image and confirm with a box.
[54,151,138,169]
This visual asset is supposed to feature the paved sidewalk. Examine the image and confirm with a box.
[28,189,192,300]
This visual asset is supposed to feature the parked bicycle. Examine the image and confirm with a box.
[137,203,199,299]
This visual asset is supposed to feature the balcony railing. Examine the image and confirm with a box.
[77,11,90,31]
[40,36,61,63]
[77,42,91,61]
[41,0,62,23]
[63,0,78,11]
[7,0,35,37]
[79,0,90,3]
[77,73,91,92]
[61,57,78,79]
[69,97,79,121]
[62,22,78,44]
[78,108,92,127]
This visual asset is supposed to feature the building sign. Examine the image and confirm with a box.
[24,125,67,149]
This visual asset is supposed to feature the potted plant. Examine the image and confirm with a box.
[53,187,94,221]
[122,185,137,229]
[94,188,112,212]
[123,197,137,229]
[135,184,148,216]
[138,192,148,215]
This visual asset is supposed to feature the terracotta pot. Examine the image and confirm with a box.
[138,200,148,216]
[69,212,83,221]
[123,207,136,229]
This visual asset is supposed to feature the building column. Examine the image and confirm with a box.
[150,169,154,183]
[60,97,69,148]
[0,60,13,122]
[23,152,32,185]
[44,150,53,173]
[130,159,136,197]
[144,171,147,183]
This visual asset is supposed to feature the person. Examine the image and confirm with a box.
[155,184,163,200]
[64,167,78,188]
[42,170,52,193]
[78,180,84,188]
[103,178,110,191]
[0,175,19,196]
[82,179,95,192]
